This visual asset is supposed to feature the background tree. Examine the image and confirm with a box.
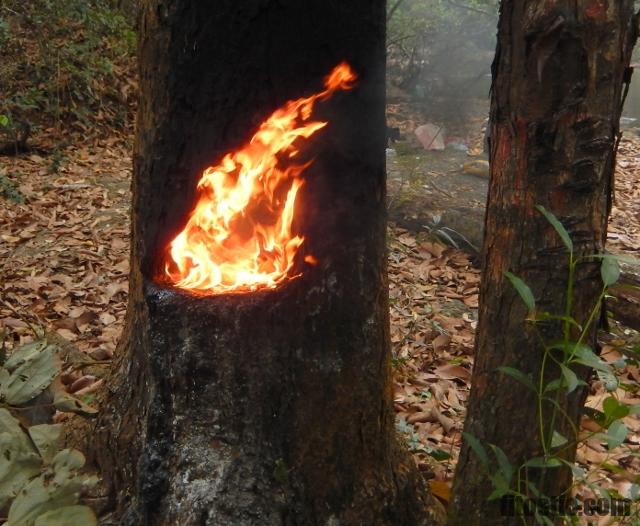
[386,0,499,124]
[0,0,135,135]
[449,1,638,523]
[91,1,442,525]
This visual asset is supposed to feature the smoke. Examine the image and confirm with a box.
[387,0,499,127]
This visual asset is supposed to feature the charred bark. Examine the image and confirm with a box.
[449,2,638,524]
[92,1,442,525]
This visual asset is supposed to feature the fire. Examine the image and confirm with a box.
[163,62,357,294]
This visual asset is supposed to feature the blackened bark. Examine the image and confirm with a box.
[449,2,638,524]
[92,1,442,524]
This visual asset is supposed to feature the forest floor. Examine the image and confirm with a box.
[1,126,640,515]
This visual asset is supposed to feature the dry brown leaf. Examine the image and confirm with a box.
[434,363,471,381]
[432,333,451,353]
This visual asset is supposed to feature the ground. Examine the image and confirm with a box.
[1,116,639,518]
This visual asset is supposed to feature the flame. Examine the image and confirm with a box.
[163,62,357,294]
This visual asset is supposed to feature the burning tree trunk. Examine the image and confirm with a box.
[93,1,441,524]
[449,2,637,524]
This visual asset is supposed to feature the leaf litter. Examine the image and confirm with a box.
[1,131,639,515]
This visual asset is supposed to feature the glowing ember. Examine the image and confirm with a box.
[163,62,357,294]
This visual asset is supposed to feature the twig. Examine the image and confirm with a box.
[0,5,19,16]
[1,299,40,338]
[387,0,406,22]
[429,181,454,198]
[54,183,92,190]
[387,33,418,48]
[445,0,495,17]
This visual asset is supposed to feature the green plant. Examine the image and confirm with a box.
[0,17,9,46]
[465,206,640,525]
[387,0,498,102]
[0,333,99,525]
[47,149,66,175]
[0,0,135,131]
[396,417,451,461]
[0,171,24,204]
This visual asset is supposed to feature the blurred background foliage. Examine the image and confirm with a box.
[386,0,499,125]
[0,0,137,139]
[1,0,638,141]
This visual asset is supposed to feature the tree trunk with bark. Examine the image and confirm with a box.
[92,1,442,525]
[449,2,637,524]
[610,264,640,330]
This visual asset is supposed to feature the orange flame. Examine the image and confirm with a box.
[163,62,357,294]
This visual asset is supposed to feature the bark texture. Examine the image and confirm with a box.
[92,1,442,524]
[449,2,638,524]
[610,265,640,330]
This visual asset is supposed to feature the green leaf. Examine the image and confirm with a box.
[543,378,562,393]
[0,115,9,128]
[0,435,41,511]
[602,397,630,423]
[273,458,288,485]
[52,449,85,473]
[1,343,60,405]
[535,312,581,330]
[591,253,640,267]
[550,341,591,359]
[601,421,627,449]
[0,367,9,385]
[582,407,607,427]
[563,461,585,479]
[597,369,619,392]
[0,437,40,506]
[52,391,98,417]
[0,409,41,509]
[525,480,541,497]
[497,366,536,392]
[463,432,489,468]
[28,424,62,464]
[3,341,48,372]
[8,448,96,526]
[601,255,621,287]
[490,445,513,484]
[536,205,573,252]
[524,456,562,469]
[34,506,97,526]
[487,476,509,500]
[570,345,609,372]
[7,476,74,526]
[551,430,568,448]
[427,449,451,461]
[560,364,579,393]
[487,488,507,501]
[0,411,36,458]
[601,462,626,475]
[504,272,535,311]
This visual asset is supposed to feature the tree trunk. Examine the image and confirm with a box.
[609,264,640,330]
[449,2,637,524]
[92,1,442,525]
